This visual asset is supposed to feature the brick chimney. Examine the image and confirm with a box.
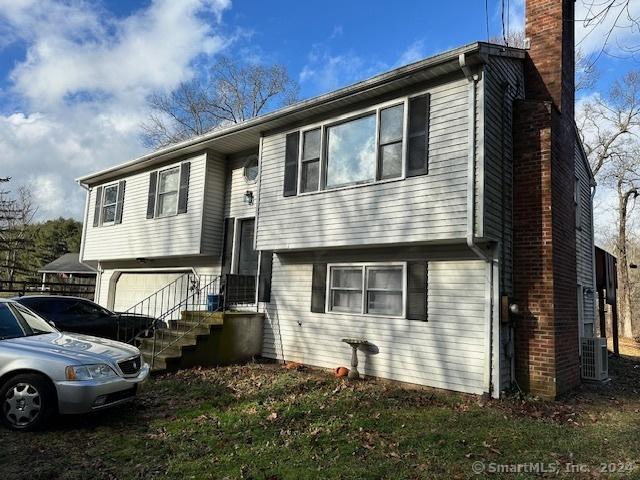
[512,0,580,398]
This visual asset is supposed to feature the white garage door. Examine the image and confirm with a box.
[113,272,187,314]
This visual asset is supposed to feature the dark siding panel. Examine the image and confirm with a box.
[283,131,299,197]
[407,94,430,177]
[177,161,191,214]
[311,263,327,313]
[93,186,103,227]
[406,261,428,321]
[146,171,158,219]
[258,251,274,302]
[221,217,235,276]
[114,180,126,224]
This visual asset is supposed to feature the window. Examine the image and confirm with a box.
[101,184,119,224]
[301,128,321,192]
[157,166,180,217]
[326,114,377,188]
[378,104,404,180]
[243,154,259,183]
[366,266,403,315]
[329,267,363,313]
[328,263,405,316]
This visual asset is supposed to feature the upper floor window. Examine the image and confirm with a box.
[243,154,259,183]
[283,93,430,197]
[101,183,119,224]
[326,114,377,189]
[146,161,191,219]
[92,180,125,227]
[157,166,180,217]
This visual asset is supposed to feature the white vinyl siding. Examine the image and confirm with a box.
[262,254,488,394]
[201,151,226,256]
[83,153,212,261]
[225,152,258,220]
[256,77,471,250]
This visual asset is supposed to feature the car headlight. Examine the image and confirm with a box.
[65,364,118,381]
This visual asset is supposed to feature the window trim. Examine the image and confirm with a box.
[325,262,407,318]
[100,182,120,226]
[295,96,413,196]
[155,165,181,218]
[298,127,322,193]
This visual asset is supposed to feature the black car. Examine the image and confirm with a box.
[13,296,158,342]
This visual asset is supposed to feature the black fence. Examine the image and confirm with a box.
[222,274,256,309]
[0,280,96,299]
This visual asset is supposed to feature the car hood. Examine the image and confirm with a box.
[3,332,140,365]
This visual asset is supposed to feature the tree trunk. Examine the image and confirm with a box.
[617,185,636,338]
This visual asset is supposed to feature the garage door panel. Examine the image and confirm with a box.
[113,272,187,314]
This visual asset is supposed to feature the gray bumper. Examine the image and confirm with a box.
[55,364,150,415]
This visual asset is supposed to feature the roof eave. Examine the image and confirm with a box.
[77,42,525,186]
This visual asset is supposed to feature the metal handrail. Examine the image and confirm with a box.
[117,272,209,344]
[150,275,220,368]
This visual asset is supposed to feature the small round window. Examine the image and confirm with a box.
[243,154,259,183]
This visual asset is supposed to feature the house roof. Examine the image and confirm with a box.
[38,253,97,274]
[77,42,525,186]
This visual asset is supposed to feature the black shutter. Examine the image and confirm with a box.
[311,263,327,313]
[93,186,103,227]
[114,180,126,224]
[221,217,235,276]
[146,171,158,219]
[406,261,428,321]
[283,131,299,197]
[258,251,274,302]
[407,93,430,177]
[177,161,191,214]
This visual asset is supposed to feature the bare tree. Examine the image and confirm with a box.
[141,56,299,148]
[0,180,37,283]
[579,0,640,65]
[578,71,640,177]
[600,145,640,338]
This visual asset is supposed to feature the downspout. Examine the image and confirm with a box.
[77,181,90,263]
[77,181,99,302]
[459,53,491,262]
[590,180,598,334]
[460,53,497,396]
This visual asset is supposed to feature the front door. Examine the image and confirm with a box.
[236,218,258,276]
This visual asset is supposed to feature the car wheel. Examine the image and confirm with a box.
[0,374,56,431]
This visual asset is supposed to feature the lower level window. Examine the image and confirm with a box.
[328,263,404,316]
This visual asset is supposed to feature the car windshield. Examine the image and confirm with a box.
[0,302,56,340]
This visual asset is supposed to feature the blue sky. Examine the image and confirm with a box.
[0,0,638,220]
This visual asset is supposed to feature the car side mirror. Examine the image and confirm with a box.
[48,321,56,328]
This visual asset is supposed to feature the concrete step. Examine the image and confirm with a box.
[181,310,224,325]
[138,337,191,357]
[167,320,221,334]
[139,347,181,372]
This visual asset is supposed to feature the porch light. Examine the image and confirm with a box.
[243,191,254,205]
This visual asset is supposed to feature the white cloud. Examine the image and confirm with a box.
[0,0,232,220]
[576,0,640,57]
[398,40,426,65]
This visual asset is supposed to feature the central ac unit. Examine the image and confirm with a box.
[581,337,609,381]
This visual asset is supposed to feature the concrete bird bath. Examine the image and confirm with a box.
[341,338,369,380]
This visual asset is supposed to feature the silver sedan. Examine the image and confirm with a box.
[0,298,149,431]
